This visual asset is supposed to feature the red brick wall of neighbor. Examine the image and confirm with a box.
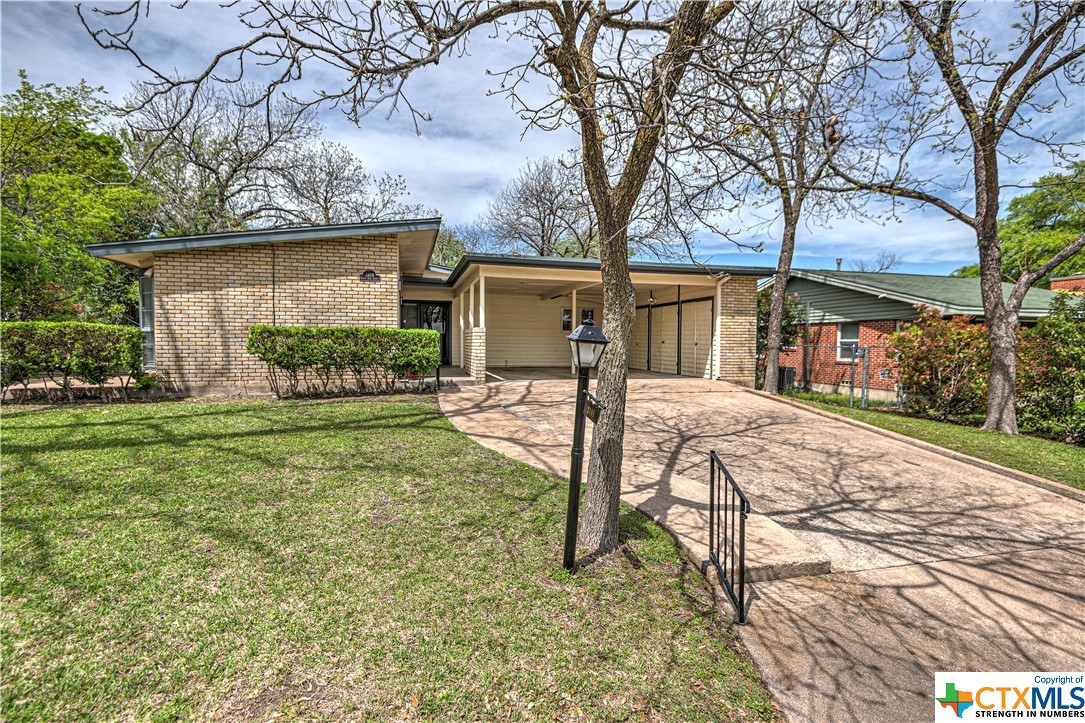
[153,235,400,392]
[777,320,900,391]
[1049,276,1085,292]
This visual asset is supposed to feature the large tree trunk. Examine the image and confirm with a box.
[978,228,1019,434]
[984,309,1019,434]
[973,154,1019,434]
[761,210,799,394]
[571,1,734,556]
[579,219,636,553]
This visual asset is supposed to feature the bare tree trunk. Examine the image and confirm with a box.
[580,223,636,553]
[978,224,1019,434]
[761,210,799,394]
[984,311,1018,434]
[571,2,732,556]
[974,156,1019,434]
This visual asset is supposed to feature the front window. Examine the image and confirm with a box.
[837,322,860,361]
[139,271,155,369]
[562,307,594,332]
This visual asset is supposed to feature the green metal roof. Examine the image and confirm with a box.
[445,253,774,285]
[86,217,443,257]
[789,269,1060,319]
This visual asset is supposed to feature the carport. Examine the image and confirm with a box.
[437,254,769,385]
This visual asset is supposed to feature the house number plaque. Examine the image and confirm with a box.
[583,391,605,425]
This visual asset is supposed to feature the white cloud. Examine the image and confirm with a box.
[2,1,1080,277]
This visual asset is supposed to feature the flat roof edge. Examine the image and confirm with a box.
[87,217,443,257]
[446,254,773,285]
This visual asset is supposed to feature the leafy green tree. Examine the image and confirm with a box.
[953,163,1085,286]
[1,72,157,322]
[757,287,804,350]
[430,222,491,268]
[431,228,468,268]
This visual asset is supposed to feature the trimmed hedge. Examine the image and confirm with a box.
[0,322,146,402]
[246,325,441,397]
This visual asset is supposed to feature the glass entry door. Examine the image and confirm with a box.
[400,301,451,365]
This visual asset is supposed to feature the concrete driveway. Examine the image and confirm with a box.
[440,374,1085,722]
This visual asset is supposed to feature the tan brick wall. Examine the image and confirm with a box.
[717,276,757,387]
[463,328,487,383]
[153,235,399,392]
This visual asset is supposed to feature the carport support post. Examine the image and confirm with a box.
[570,288,577,374]
[479,272,486,328]
[563,365,591,571]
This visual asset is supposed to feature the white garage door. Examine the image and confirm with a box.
[680,299,713,378]
[650,305,678,374]
[630,307,649,370]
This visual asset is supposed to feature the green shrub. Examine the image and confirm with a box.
[246,325,441,397]
[0,321,145,402]
[890,299,1085,445]
[889,306,990,420]
[1017,294,1085,445]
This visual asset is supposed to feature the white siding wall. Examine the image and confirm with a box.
[485,291,600,368]
[482,283,719,376]
[635,286,680,306]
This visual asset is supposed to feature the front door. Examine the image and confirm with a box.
[400,301,451,365]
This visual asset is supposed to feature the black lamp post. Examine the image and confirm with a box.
[563,318,609,571]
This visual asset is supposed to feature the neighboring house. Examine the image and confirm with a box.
[772,269,1061,400]
[1050,272,1085,292]
[88,219,771,393]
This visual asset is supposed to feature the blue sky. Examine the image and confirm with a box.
[2,1,1081,275]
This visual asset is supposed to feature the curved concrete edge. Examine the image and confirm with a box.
[439,386,831,584]
[748,390,1085,504]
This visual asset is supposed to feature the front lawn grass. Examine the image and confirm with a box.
[786,397,1085,491]
[1,398,775,721]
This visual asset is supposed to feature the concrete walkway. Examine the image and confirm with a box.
[439,377,1085,722]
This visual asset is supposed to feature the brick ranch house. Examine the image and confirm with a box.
[88,218,773,394]
[1049,272,1085,292]
[771,269,1061,401]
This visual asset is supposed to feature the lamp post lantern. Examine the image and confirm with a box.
[563,318,609,571]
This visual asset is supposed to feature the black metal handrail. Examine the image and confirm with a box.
[707,450,750,624]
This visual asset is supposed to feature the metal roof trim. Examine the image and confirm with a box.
[87,217,443,257]
[445,253,774,286]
